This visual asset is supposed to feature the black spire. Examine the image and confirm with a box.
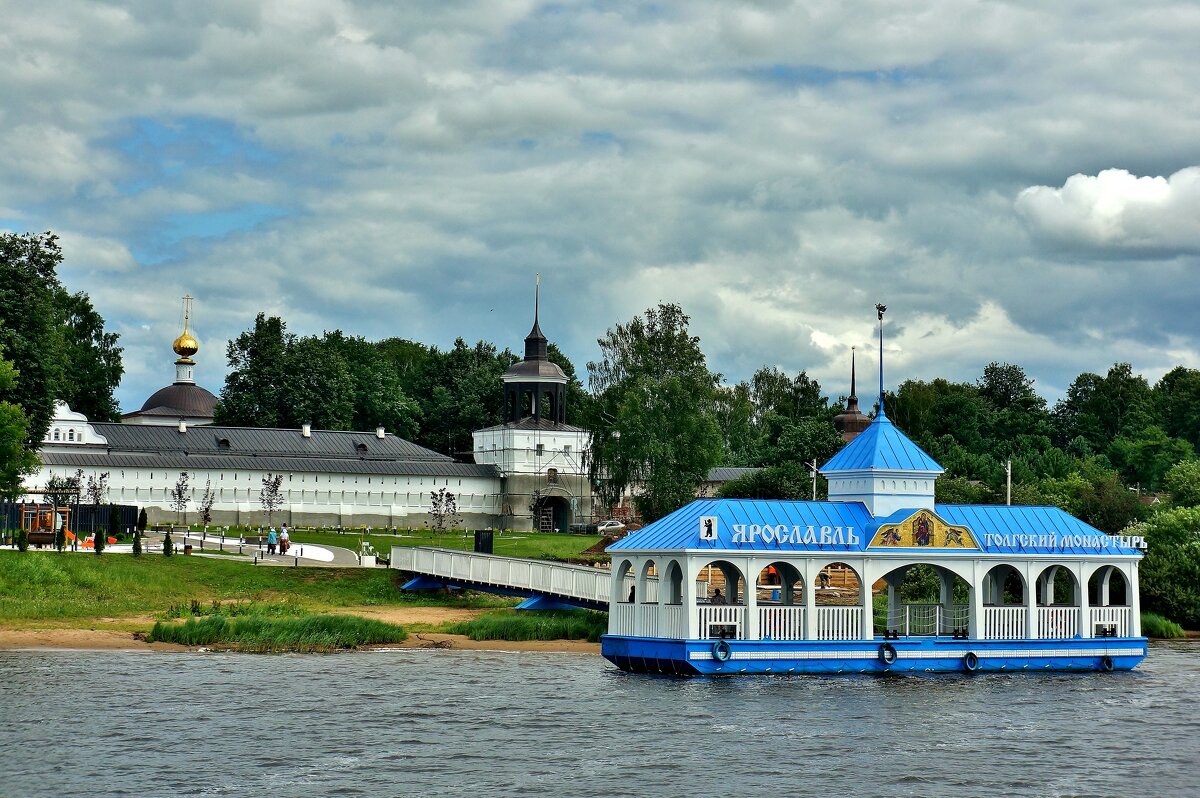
[833,346,871,442]
[524,273,547,361]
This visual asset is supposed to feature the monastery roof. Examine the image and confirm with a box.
[608,498,1142,557]
[705,467,761,482]
[86,422,455,462]
[40,450,498,478]
[820,410,943,473]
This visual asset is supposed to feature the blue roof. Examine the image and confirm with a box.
[608,498,873,553]
[819,410,943,473]
[608,499,1142,557]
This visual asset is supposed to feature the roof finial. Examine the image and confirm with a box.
[534,272,540,326]
[173,295,199,362]
[875,303,887,415]
[850,346,857,399]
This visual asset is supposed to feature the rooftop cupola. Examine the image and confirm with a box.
[502,274,567,423]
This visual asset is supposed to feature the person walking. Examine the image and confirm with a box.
[280,525,290,555]
[266,527,278,555]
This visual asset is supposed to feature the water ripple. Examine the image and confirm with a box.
[1,642,1198,796]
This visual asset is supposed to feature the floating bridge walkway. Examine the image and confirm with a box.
[390,547,616,611]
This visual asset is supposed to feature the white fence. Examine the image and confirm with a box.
[817,606,861,640]
[1091,606,1132,637]
[760,606,806,641]
[1037,607,1080,639]
[661,605,687,639]
[391,547,610,604]
[697,605,746,640]
[609,602,636,635]
[983,606,1027,640]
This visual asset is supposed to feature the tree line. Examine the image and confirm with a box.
[2,231,1198,625]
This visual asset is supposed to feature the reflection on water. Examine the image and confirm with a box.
[1,642,1197,797]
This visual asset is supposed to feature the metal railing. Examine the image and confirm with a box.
[392,547,610,603]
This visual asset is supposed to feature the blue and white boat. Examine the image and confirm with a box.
[601,409,1147,675]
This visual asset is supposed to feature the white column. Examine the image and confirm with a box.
[745,557,759,640]
[886,580,898,632]
[1129,561,1141,637]
[969,560,985,639]
[859,558,874,641]
[684,556,699,639]
[803,560,818,640]
[1076,562,1091,639]
[1022,562,1037,639]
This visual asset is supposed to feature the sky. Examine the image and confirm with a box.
[2,1,1198,416]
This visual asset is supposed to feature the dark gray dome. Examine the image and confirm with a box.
[139,383,218,416]
[504,360,566,380]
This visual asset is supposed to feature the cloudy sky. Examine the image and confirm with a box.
[2,1,1198,415]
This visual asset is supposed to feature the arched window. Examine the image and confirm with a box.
[67,429,75,441]
[53,430,60,441]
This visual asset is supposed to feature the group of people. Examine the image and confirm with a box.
[262,524,290,555]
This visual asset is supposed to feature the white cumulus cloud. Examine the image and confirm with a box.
[1015,167,1200,252]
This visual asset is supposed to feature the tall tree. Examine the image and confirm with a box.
[586,303,722,522]
[0,233,122,439]
[322,331,420,438]
[0,346,39,500]
[54,289,124,422]
[215,314,292,427]
[1153,366,1200,450]
[418,339,517,456]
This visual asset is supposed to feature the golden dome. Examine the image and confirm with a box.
[173,332,199,359]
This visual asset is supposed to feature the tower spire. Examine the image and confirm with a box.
[850,346,857,399]
[875,303,887,415]
[534,272,540,327]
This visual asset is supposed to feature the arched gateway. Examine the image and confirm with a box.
[601,407,1147,675]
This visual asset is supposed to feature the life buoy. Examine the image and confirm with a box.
[1100,655,1115,672]
[712,639,732,662]
[964,651,981,671]
[879,642,898,664]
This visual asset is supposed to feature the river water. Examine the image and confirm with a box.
[1,641,1197,798]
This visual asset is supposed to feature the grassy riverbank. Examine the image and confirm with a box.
[0,550,510,626]
[445,609,608,643]
[147,612,408,652]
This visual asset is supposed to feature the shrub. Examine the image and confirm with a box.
[1141,612,1186,639]
[94,526,105,555]
[445,610,608,643]
[136,508,148,534]
[15,528,29,553]
[146,613,407,652]
[162,531,174,557]
[132,530,141,557]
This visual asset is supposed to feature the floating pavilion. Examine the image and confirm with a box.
[602,314,1147,674]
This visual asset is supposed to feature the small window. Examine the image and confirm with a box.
[547,468,558,484]
[564,444,571,455]
[67,429,75,441]
[218,438,231,449]
[53,430,60,441]
[356,442,368,454]
[536,443,545,456]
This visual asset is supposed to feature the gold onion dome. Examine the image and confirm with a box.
[173,332,199,360]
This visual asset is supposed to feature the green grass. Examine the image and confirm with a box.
[147,613,407,652]
[0,550,512,624]
[1141,612,1186,638]
[444,609,608,643]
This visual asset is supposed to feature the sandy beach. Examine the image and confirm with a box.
[0,605,601,654]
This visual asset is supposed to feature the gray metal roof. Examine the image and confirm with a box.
[706,467,761,482]
[89,423,452,462]
[474,417,587,433]
[42,451,499,478]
